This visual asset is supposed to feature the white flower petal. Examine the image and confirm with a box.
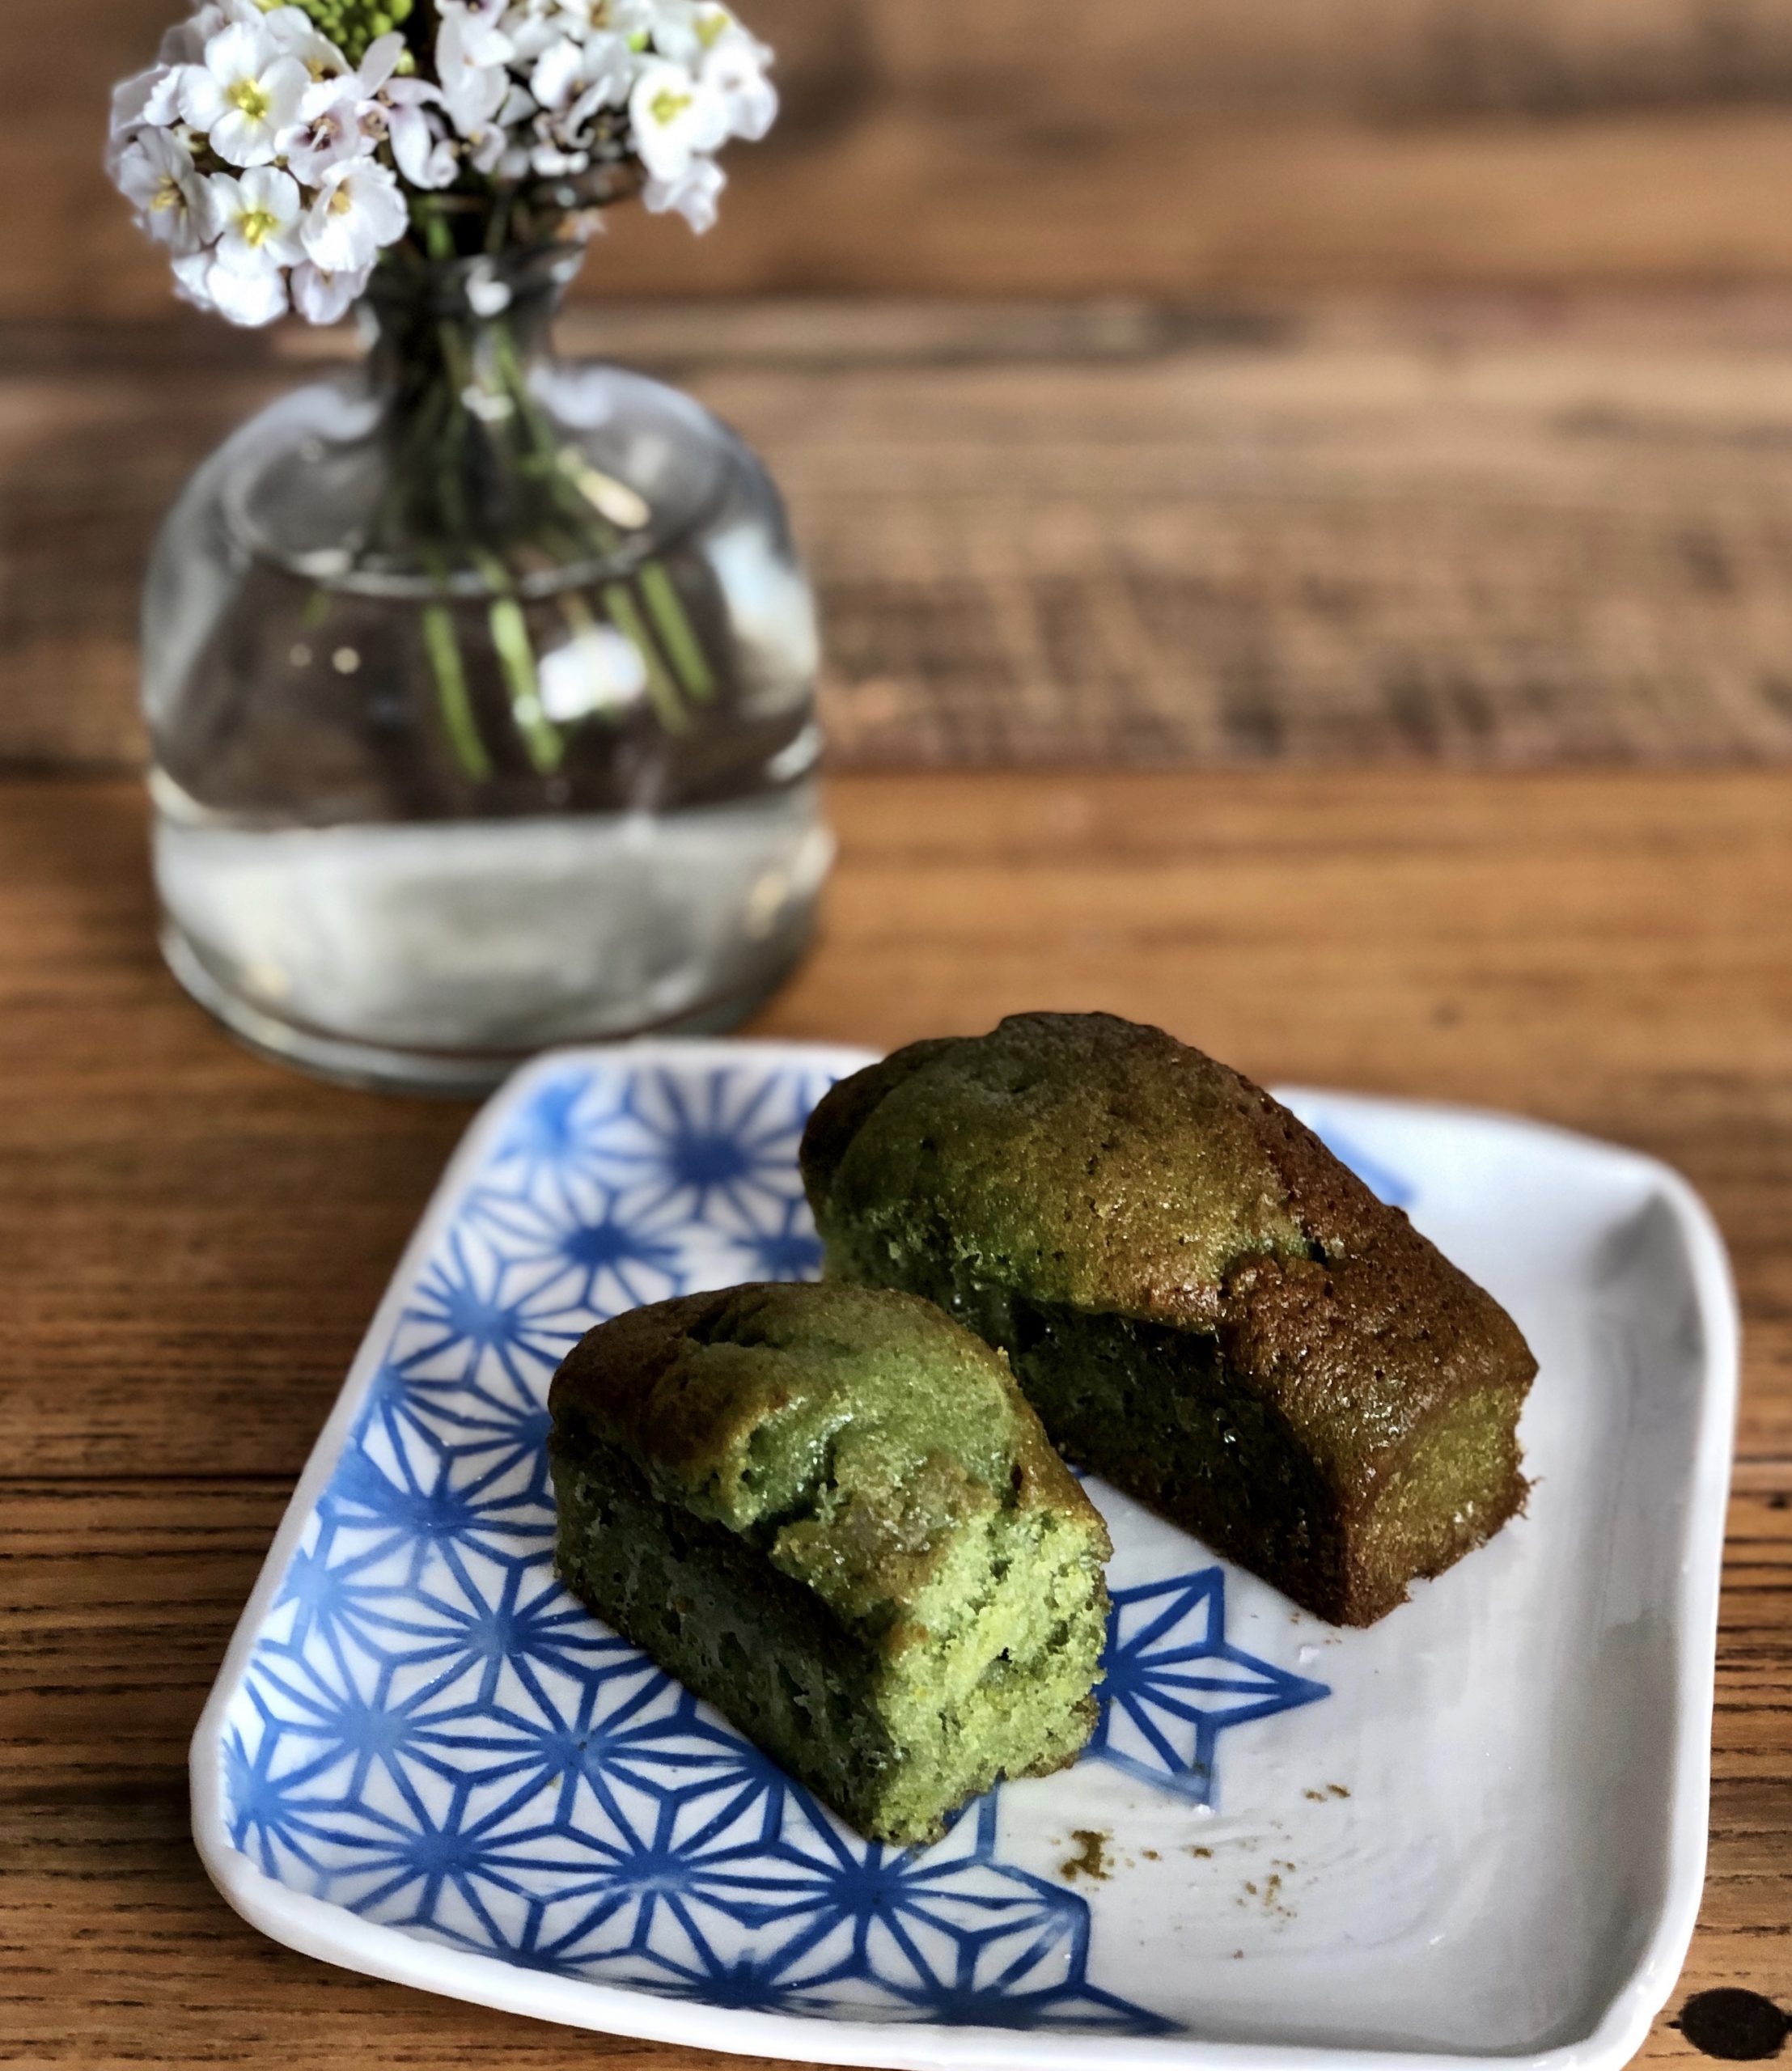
[207,259,290,327]
[642,153,725,233]
[530,36,583,112]
[358,32,407,93]
[388,101,459,188]
[210,166,306,272]
[703,43,776,141]
[292,259,371,324]
[177,66,230,131]
[629,60,727,180]
[302,159,409,273]
[171,249,220,311]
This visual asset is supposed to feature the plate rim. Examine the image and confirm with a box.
[189,1041,1740,2071]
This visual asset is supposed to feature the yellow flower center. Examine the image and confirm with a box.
[228,77,273,123]
[150,174,184,214]
[696,11,730,49]
[329,184,356,215]
[238,205,281,248]
[649,87,692,125]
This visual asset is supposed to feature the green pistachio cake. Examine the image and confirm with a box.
[800,1013,1536,1628]
[548,1281,1112,1847]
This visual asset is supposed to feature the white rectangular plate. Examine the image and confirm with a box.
[191,1040,1737,2071]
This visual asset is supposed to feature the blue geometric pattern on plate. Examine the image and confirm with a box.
[219,1057,1356,2035]
[1090,1573,1330,1806]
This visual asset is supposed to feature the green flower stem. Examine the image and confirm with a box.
[351,277,731,778]
[487,321,720,709]
[601,580,690,735]
[420,204,458,265]
[475,550,564,773]
[419,596,494,781]
[638,561,715,703]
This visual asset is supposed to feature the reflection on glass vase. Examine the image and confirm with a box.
[144,244,832,1094]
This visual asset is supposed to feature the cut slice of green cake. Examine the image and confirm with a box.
[800,1013,1537,1628]
[548,1281,1112,1848]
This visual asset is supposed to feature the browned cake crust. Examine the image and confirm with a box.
[801,1013,1538,1625]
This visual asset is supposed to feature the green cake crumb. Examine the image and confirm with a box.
[1060,1829,1110,1883]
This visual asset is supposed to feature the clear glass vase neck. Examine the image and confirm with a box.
[360,244,587,396]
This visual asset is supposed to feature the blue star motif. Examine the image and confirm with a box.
[1087,1568,1330,1806]
[586,1067,820,1230]
[210,1057,1374,2043]
[714,1194,824,1283]
[461,1175,688,1322]
[487,1071,631,1194]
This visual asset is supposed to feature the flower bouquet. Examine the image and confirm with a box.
[110,0,774,324]
[111,0,829,1090]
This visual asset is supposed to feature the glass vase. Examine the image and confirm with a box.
[143,244,831,1094]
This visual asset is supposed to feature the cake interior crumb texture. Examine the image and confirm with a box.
[801,1014,1537,1627]
[549,1284,1112,1848]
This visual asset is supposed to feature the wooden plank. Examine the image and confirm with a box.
[2,1484,1786,2069]
[21,294,1792,775]
[31,0,1792,316]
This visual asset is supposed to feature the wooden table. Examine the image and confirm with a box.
[2,765,1789,2067]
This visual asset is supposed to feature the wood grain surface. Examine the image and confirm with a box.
[19,292,1792,776]
[31,0,1792,316]
[1,767,1789,2067]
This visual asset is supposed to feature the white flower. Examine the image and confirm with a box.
[302,157,409,273]
[115,129,211,255]
[291,257,372,324]
[530,30,631,116]
[701,35,775,141]
[386,90,459,188]
[649,2,747,69]
[264,13,357,84]
[171,248,217,310]
[356,32,409,95]
[109,62,189,146]
[278,32,410,182]
[436,0,516,136]
[160,9,224,65]
[515,112,590,176]
[178,23,310,167]
[628,58,727,181]
[279,80,366,181]
[642,152,724,232]
[174,248,290,327]
[207,164,306,272]
[106,67,184,180]
[171,2,344,70]
[210,262,291,325]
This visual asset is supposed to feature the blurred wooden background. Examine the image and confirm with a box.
[29,0,1792,311]
[15,0,1792,772]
